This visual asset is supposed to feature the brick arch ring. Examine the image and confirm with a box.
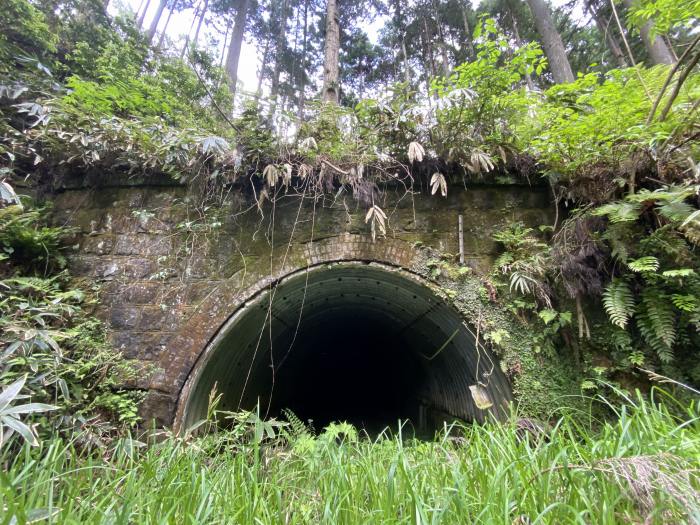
[152,234,512,432]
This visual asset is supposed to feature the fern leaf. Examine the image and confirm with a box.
[628,256,659,273]
[637,288,677,363]
[593,202,642,223]
[408,141,424,164]
[603,279,635,328]
[282,409,309,438]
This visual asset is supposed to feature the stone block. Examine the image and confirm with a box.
[123,258,158,279]
[114,234,172,256]
[110,306,141,329]
[139,391,176,428]
[122,281,163,304]
[139,306,168,330]
[81,235,114,255]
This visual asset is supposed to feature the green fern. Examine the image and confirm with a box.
[671,294,698,312]
[662,269,696,278]
[3,276,60,294]
[603,279,635,329]
[592,201,642,223]
[282,409,311,438]
[636,288,677,363]
[628,256,659,273]
[657,200,695,222]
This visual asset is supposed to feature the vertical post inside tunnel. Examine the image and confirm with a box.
[179,263,513,435]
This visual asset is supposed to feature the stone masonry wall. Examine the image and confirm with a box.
[51,179,553,426]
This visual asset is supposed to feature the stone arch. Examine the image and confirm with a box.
[150,234,511,431]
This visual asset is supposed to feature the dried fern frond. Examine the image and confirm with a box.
[466,149,495,175]
[263,164,280,187]
[408,141,424,164]
[281,164,292,187]
[365,205,387,242]
[297,164,312,180]
[430,172,447,197]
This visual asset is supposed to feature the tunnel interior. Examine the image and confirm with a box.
[181,263,513,435]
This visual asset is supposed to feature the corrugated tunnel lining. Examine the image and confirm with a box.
[181,262,513,432]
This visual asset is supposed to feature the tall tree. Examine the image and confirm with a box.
[622,0,674,65]
[322,0,340,103]
[297,0,310,118]
[181,0,209,57]
[460,1,476,61]
[525,0,574,83]
[146,0,168,44]
[225,0,250,93]
[585,0,627,67]
[156,5,175,47]
[137,0,152,28]
[269,0,291,112]
[506,0,535,89]
[192,0,209,46]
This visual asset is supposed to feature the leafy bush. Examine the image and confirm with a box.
[0,201,144,450]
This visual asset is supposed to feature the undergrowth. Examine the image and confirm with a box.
[1,390,698,524]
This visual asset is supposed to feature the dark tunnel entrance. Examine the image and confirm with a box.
[180,263,513,435]
[274,317,425,432]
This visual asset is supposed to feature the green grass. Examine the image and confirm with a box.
[1,391,699,524]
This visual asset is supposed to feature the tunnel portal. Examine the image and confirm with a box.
[180,262,512,434]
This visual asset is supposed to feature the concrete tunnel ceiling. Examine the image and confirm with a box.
[181,262,513,433]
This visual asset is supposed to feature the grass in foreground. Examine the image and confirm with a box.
[1,391,699,524]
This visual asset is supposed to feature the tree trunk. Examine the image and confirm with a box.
[146,0,168,44]
[256,38,271,96]
[507,0,536,90]
[586,1,627,67]
[181,2,200,58]
[213,17,232,93]
[135,0,146,18]
[220,18,232,69]
[392,0,411,86]
[423,18,437,79]
[401,37,411,85]
[621,0,674,65]
[157,6,174,49]
[298,0,309,119]
[461,5,476,60]
[322,0,340,104]
[137,0,152,28]
[192,0,209,48]
[225,0,249,94]
[431,0,451,77]
[526,0,575,83]
[269,0,290,114]
[181,0,208,58]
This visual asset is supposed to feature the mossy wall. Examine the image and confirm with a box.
[50,175,580,427]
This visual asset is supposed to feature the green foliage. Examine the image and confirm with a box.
[521,66,697,187]
[0,376,56,448]
[0,204,144,449]
[0,0,56,67]
[430,17,545,167]
[627,0,700,35]
[2,392,699,523]
[493,222,551,305]
[603,278,636,328]
[0,204,67,272]
[637,285,677,362]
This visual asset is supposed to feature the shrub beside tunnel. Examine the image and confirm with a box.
[180,262,512,434]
